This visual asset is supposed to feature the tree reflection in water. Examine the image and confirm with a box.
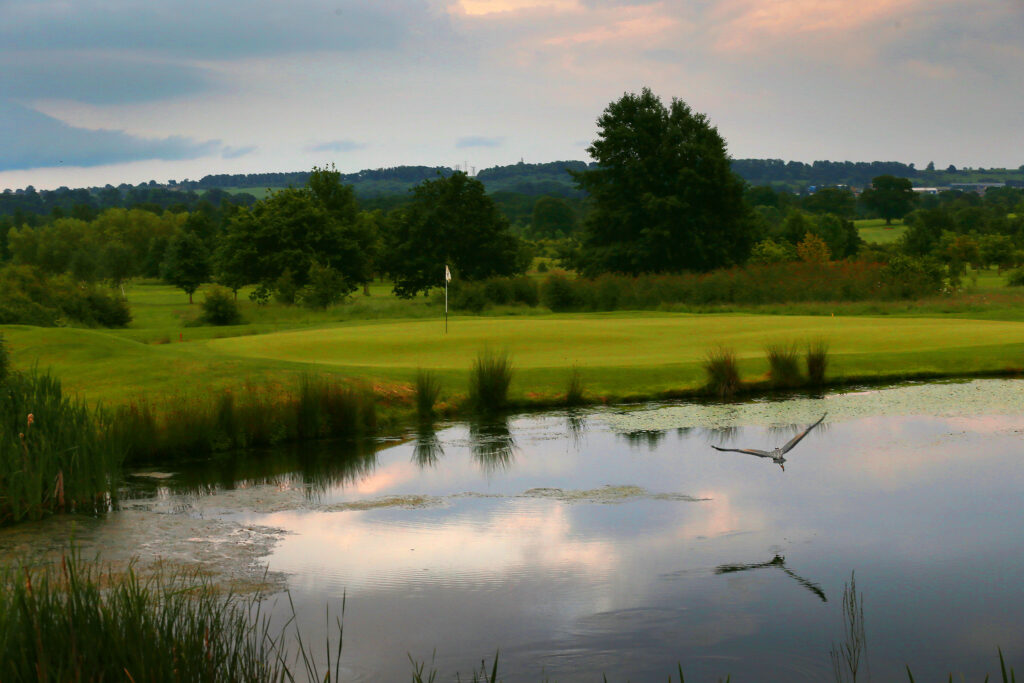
[412,422,445,469]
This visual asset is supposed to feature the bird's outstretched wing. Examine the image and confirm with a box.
[779,412,827,455]
[711,445,775,458]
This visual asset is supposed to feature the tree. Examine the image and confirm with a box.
[811,214,861,259]
[860,175,916,225]
[215,167,374,300]
[384,172,523,298]
[803,188,855,217]
[161,230,210,303]
[100,241,134,295]
[530,196,576,238]
[571,88,754,275]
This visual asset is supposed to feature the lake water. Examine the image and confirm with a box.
[3,380,1024,681]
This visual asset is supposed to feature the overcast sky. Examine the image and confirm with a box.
[2,0,1022,190]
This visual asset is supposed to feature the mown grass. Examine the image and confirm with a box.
[856,218,907,244]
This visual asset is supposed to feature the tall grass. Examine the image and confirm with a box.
[1,370,122,525]
[765,342,803,389]
[415,369,442,418]
[807,340,831,386]
[469,349,514,413]
[564,365,585,406]
[830,572,867,683]
[113,377,379,463]
[0,333,9,384]
[703,346,741,398]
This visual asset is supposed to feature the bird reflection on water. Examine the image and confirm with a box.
[716,554,828,603]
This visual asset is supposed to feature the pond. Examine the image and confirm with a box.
[3,380,1023,681]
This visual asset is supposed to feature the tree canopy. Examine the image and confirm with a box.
[861,175,916,225]
[571,88,754,275]
[384,172,523,298]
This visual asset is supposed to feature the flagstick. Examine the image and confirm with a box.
[444,276,448,334]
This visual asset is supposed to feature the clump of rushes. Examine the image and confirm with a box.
[806,339,830,386]
[415,369,442,418]
[565,365,585,406]
[469,349,514,413]
[703,346,741,398]
[0,555,292,682]
[1,371,122,525]
[765,342,803,389]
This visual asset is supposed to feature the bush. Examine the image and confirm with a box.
[0,266,131,328]
[200,286,243,325]
[274,269,298,305]
[449,282,490,313]
[1006,268,1024,287]
[541,273,580,311]
[415,369,442,418]
[298,262,350,309]
[806,340,830,386]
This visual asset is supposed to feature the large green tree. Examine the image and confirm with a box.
[571,88,754,275]
[860,175,916,225]
[161,230,210,303]
[215,166,375,302]
[384,172,523,298]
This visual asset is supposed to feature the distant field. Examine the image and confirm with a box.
[220,186,286,199]
[856,218,907,244]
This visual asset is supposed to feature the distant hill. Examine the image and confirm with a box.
[3,159,1022,219]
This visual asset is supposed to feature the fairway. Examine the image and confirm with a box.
[856,218,907,244]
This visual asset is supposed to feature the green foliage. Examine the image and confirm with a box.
[199,285,243,325]
[749,239,796,265]
[273,269,298,304]
[0,370,122,525]
[530,196,577,238]
[0,265,131,327]
[703,346,741,398]
[565,365,585,406]
[861,175,916,225]
[881,255,946,299]
[385,172,524,297]
[1006,268,1024,287]
[446,276,540,312]
[765,342,802,389]
[415,369,442,418]
[803,187,856,217]
[469,349,514,413]
[540,273,581,311]
[0,334,8,385]
[813,213,862,259]
[298,262,349,309]
[161,229,210,303]
[572,88,754,275]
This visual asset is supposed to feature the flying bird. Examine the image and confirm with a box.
[711,412,827,470]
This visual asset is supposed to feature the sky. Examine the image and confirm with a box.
[1,0,1022,191]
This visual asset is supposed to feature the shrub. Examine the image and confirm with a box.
[765,342,803,389]
[0,334,8,385]
[274,269,298,305]
[540,273,580,311]
[1005,268,1024,287]
[806,340,830,386]
[415,369,442,418]
[450,282,490,313]
[298,262,350,309]
[0,266,131,327]
[703,346,741,398]
[469,349,513,413]
[200,286,243,325]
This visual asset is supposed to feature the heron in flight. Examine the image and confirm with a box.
[711,412,826,470]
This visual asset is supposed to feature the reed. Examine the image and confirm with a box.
[469,349,514,413]
[0,555,291,682]
[564,365,585,406]
[415,369,442,418]
[0,370,122,525]
[806,339,831,386]
[765,342,803,389]
[703,346,741,398]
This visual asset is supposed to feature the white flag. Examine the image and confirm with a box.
[445,265,452,282]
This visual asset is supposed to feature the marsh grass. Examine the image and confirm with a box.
[703,346,741,398]
[565,365,585,406]
[765,342,803,389]
[831,572,867,683]
[807,340,831,386]
[469,349,514,413]
[0,556,287,682]
[415,369,442,418]
[0,370,122,525]
[114,377,379,463]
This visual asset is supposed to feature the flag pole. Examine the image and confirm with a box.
[444,264,449,334]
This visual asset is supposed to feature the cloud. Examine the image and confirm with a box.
[0,0,447,59]
[0,101,220,171]
[0,55,214,105]
[456,135,505,148]
[222,145,258,159]
[306,140,368,153]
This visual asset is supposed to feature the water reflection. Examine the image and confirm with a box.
[619,429,666,450]
[468,417,516,473]
[412,423,445,469]
[716,554,828,603]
